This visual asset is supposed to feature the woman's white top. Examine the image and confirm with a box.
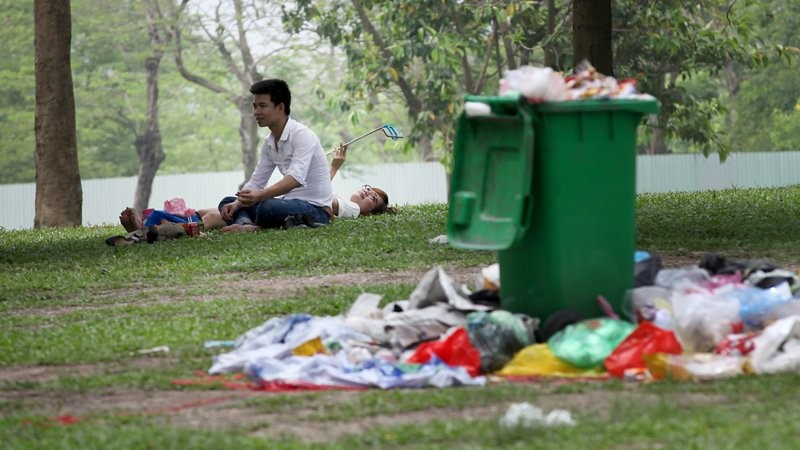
[335,194,360,218]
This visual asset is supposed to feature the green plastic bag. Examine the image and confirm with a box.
[466,310,538,373]
[548,318,636,369]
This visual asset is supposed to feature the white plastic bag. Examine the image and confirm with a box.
[749,315,800,374]
[670,290,741,353]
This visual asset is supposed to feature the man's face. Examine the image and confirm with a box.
[252,94,281,127]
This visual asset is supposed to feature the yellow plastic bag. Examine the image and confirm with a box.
[292,337,327,356]
[495,344,605,377]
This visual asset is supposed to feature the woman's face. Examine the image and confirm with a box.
[350,185,385,215]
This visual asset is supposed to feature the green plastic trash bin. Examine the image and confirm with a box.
[448,94,660,321]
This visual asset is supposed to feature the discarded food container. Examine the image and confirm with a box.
[184,218,202,237]
[447,94,659,320]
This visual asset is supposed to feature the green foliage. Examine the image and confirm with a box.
[0,0,35,183]
[156,81,243,174]
[70,0,150,179]
[283,1,545,159]
[728,67,800,152]
[2,0,800,186]
[0,0,250,183]
[70,0,248,179]
[769,108,800,151]
[710,0,800,153]
[283,0,796,160]
[613,0,773,156]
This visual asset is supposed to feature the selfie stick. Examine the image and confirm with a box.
[327,124,404,155]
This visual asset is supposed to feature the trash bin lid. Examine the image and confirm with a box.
[447,96,534,250]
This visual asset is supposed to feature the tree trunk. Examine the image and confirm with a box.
[134,135,164,212]
[496,17,517,70]
[572,0,613,75]
[133,56,166,212]
[237,95,259,186]
[418,135,434,162]
[544,0,557,69]
[647,123,669,155]
[724,62,740,128]
[34,0,82,228]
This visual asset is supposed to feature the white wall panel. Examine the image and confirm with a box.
[4,153,800,231]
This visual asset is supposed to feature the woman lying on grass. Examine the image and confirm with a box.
[118,144,395,234]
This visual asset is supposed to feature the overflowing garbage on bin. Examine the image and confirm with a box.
[498,59,656,103]
[197,251,800,390]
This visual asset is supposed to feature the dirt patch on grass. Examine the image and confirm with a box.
[1,383,731,444]
[11,266,484,318]
[0,356,178,384]
[215,265,481,296]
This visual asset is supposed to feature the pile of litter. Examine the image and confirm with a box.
[204,267,535,389]
[199,251,800,390]
[499,59,656,103]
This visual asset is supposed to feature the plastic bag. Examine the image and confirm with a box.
[466,310,537,373]
[495,344,604,378]
[407,327,482,377]
[655,267,710,290]
[604,321,682,378]
[548,318,636,369]
[644,353,744,381]
[670,289,742,353]
[634,254,663,287]
[733,283,793,330]
[748,315,800,374]
[626,286,673,328]
[163,197,196,218]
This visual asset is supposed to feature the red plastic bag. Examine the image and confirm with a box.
[604,321,682,378]
[407,327,482,377]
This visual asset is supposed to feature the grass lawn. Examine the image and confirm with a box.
[2,188,800,449]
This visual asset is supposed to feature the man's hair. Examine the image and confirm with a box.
[250,79,291,115]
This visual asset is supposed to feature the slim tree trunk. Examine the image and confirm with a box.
[724,62,740,128]
[237,95,259,186]
[544,0,557,68]
[419,135,434,162]
[34,0,82,228]
[133,56,166,212]
[572,0,613,75]
[648,125,669,155]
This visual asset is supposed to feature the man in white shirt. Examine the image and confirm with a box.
[218,79,334,232]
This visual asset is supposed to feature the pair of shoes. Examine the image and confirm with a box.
[146,223,187,243]
[284,214,327,230]
[283,215,307,229]
[105,230,145,246]
[106,235,134,246]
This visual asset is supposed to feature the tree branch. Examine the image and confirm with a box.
[474,22,497,93]
[166,0,237,102]
[351,0,422,113]
[452,10,474,93]
[234,0,258,83]
[496,14,516,70]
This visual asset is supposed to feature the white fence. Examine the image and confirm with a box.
[635,152,800,193]
[3,152,800,231]
[0,162,448,231]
